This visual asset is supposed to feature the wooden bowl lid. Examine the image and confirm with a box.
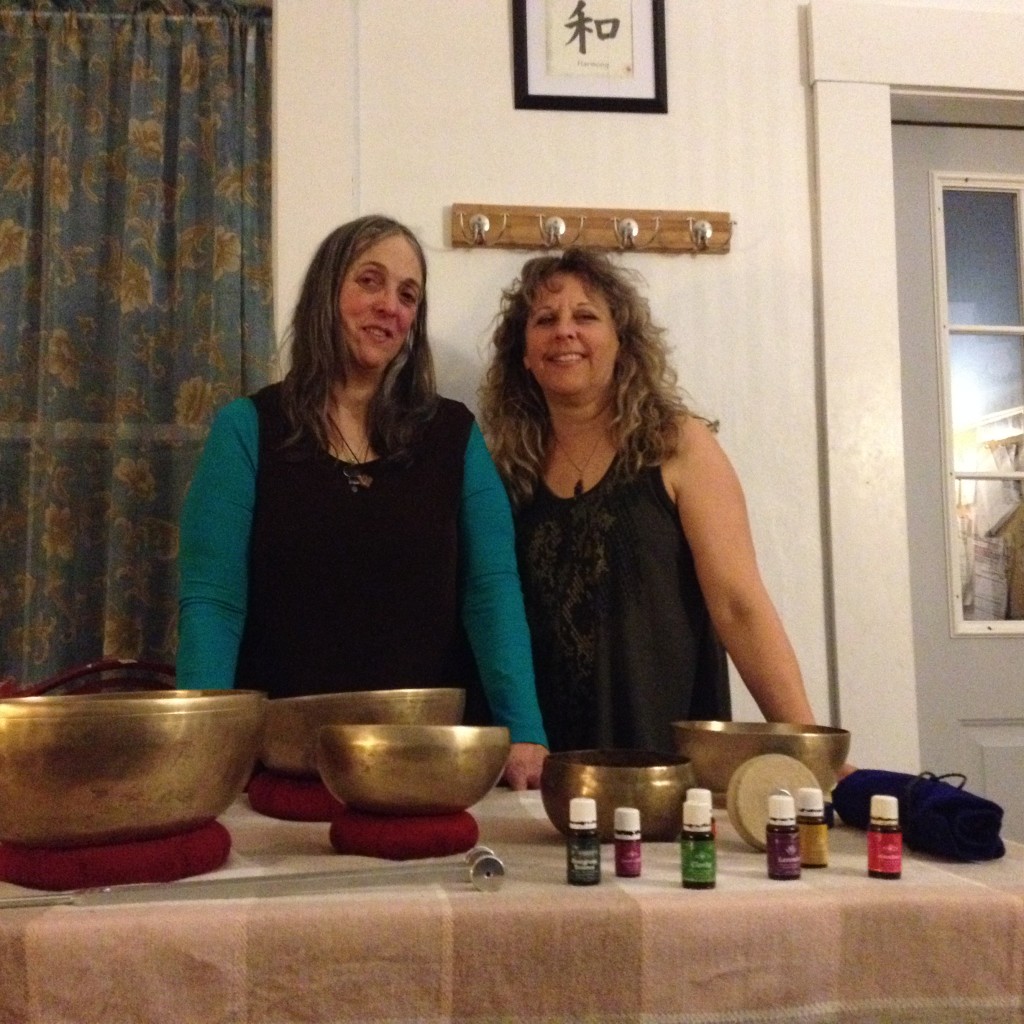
[726,753,819,851]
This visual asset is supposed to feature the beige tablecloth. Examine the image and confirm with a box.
[0,789,1021,1023]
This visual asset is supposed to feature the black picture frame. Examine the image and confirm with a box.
[512,0,667,114]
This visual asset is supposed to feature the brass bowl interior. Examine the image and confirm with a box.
[540,749,697,842]
[0,690,267,847]
[316,723,509,816]
[261,687,466,777]
[670,720,851,799]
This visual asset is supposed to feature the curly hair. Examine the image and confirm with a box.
[280,215,437,459]
[479,247,694,507]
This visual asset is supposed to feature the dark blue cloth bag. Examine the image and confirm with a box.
[832,769,1005,862]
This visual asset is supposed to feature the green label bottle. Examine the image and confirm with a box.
[567,797,601,885]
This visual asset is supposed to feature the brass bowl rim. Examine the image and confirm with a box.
[319,723,508,742]
[671,720,850,737]
[269,687,465,708]
[543,748,693,771]
[0,690,266,717]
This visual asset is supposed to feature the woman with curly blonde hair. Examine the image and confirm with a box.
[480,247,816,753]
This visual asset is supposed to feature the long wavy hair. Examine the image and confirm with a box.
[280,215,437,459]
[479,247,694,507]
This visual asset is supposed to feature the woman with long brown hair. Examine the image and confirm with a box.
[178,215,548,788]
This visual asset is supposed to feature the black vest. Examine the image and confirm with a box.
[235,384,478,698]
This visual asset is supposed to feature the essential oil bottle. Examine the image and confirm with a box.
[681,798,716,889]
[766,792,801,880]
[613,806,642,877]
[796,786,829,868]
[867,794,902,879]
[567,797,601,885]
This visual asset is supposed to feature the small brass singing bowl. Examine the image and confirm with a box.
[540,749,697,842]
[670,721,851,799]
[316,724,510,816]
[0,690,267,848]
[260,687,466,777]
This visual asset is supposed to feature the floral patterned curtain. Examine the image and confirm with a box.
[0,0,273,689]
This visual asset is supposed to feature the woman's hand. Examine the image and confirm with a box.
[501,742,548,790]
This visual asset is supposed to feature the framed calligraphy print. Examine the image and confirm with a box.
[512,0,667,113]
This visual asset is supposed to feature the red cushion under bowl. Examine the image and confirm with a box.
[0,820,231,891]
[329,809,479,860]
[247,769,346,822]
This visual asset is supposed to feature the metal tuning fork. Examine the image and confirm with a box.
[0,846,506,909]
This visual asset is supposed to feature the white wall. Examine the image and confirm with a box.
[273,0,1023,768]
[276,0,829,729]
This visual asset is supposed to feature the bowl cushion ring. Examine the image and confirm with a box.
[247,768,346,821]
[0,820,231,892]
[329,809,480,860]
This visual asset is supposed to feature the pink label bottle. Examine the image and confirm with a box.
[867,794,902,879]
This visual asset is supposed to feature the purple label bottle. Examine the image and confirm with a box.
[766,792,801,880]
[613,806,642,878]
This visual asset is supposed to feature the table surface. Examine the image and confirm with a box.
[1,788,1022,1024]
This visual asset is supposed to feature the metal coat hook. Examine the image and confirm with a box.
[614,217,639,248]
[540,215,565,246]
[539,215,583,248]
[689,218,714,251]
[468,213,490,244]
[458,211,507,246]
[614,216,662,250]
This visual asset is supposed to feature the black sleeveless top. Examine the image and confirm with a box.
[235,384,478,698]
[515,463,730,754]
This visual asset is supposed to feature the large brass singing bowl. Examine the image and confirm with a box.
[670,721,851,798]
[540,749,697,842]
[316,724,509,816]
[0,690,267,848]
[261,688,466,777]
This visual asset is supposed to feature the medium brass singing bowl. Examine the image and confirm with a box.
[316,724,510,816]
[540,749,697,842]
[261,688,466,777]
[670,721,851,798]
[0,690,267,848]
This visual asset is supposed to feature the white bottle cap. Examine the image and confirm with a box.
[569,797,597,830]
[796,787,824,815]
[686,787,713,808]
[683,799,712,829]
[614,806,641,837]
[767,793,796,825]
[869,794,899,824]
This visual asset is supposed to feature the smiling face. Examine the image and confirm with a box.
[522,272,620,407]
[337,233,423,385]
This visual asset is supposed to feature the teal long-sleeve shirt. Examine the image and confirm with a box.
[177,398,548,747]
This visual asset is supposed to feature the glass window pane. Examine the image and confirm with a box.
[949,332,1024,442]
[943,189,1021,326]
[956,475,1023,622]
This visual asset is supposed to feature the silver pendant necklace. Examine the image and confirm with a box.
[554,433,602,498]
[335,431,372,493]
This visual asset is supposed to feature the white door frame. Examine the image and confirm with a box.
[808,0,1024,771]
